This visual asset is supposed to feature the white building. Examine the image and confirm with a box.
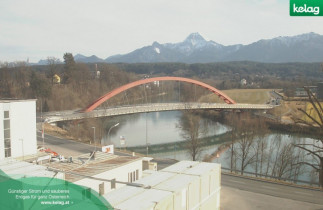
[104,161,221,210]
[0,99,37,160]
[46,152,148,194]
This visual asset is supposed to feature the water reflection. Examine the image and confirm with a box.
[103,111,229,147]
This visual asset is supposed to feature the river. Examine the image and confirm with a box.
[102,111,320,185]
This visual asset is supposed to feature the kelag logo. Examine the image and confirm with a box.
[290,0,323,16]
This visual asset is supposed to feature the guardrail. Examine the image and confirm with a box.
[221,167,320,187]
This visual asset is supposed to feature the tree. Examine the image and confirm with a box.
[253,117,268,176]
[30,72,52,99]
[177,110,207,161]
[46,57,60,85]
[294,64,323,189]
[62,53,76,83]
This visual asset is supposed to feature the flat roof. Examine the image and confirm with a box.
[160,160,199,173]
[104,186,145,206]
[0,159,57,179]
[104,161,221,209]
[135,171,175,187]
[0,99,37,103]
[114,189,172,210]
[154,174,198,192]
[182,162,220,176]
[45,152,143,182]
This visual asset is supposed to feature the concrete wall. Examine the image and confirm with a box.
[0,100,37,160]
[74,159,143,194]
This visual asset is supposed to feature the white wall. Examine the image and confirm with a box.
[74,159,143,194]
[0,100,37,160]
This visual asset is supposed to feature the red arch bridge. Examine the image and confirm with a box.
[43,77,273,123]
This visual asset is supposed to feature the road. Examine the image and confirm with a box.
[36,131,129,157]
[222,173,323,206]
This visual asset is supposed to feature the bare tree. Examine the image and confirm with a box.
[251,117,269,176]
[46,56,60,85]
[225,112,242,172]
[177,110,207,161]
[294,82,323,189]
[227,112,260,175]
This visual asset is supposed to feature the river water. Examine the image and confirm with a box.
[104,111,230,147]
[102,111,320,185]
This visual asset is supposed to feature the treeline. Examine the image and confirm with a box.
[2,58,322,111]
[0,54,139,111]
[115,62,323,89]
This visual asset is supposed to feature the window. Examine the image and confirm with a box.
[111,178,116,189]
[4,111,9,119]
[136,170,139,181]
[4,148,11,158]
[3,120,10,129]
[4,129,10,139]
[3,112,11,158]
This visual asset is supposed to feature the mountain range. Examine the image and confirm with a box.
[43,32,323,64]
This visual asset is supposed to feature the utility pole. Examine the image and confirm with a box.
[41,99,45,148]
[146,112,148,156]
[92,127,96,151]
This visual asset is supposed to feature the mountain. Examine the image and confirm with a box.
[37,32,323,64]
[223,32,323,62]
[74,54,105,63]
[105,32,323,63]
[105,32,230,63]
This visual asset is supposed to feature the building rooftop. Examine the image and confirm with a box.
[45,152,143,182]
[104,161,221,210]
[114,189,172,210]
[158,160,199,173]
[0,158,57,179]
[0,99,37,103]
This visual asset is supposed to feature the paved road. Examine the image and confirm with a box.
[36,132,129,157]
[222,173,323,205]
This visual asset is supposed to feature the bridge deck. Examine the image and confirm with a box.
[44,103,273,123]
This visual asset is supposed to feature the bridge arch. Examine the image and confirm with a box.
[84,76,236,112]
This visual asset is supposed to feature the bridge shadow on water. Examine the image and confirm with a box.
[118,131,233,154]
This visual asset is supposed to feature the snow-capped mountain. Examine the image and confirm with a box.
[105,32,237,63]
[38,32,323,64]
[164,32,223,56]
[223,32,323,62]
[104,32,323,63]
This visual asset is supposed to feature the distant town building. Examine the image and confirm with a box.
[53,74,61,84]
[104,161,221,210]
[0,99,37,160]
[294,86,318,97]
[240,79,247,86]
[96,71,101,79]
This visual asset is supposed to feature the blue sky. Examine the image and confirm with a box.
[1,0,323,62]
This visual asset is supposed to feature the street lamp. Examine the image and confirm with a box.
[92,127,96,151]
[107,123,120,145]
